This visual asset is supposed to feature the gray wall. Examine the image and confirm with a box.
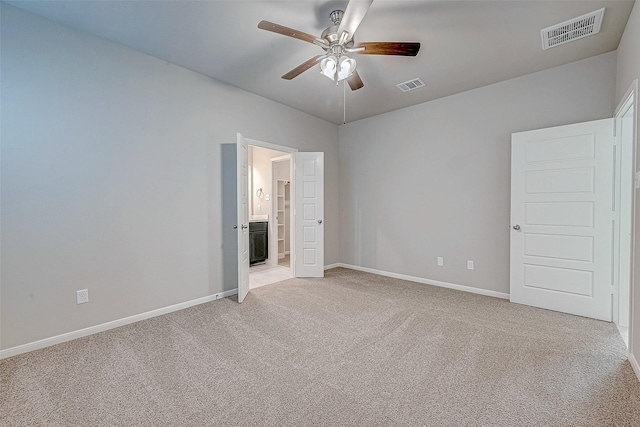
[339,52,617,294]
[615,2,640,372]
[0,5,339,350]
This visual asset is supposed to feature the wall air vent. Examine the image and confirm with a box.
[541,8,605,50]
[396,78,426,92]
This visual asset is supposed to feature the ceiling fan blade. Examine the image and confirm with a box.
[258,20,317,44]
[281,55,324,80]
[356,42,420,56]
[337,0,373,41]
[347,71,364,91]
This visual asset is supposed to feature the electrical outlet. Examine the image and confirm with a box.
[437,257,444,266]
[467,260,474,270]
[76,289,89,304]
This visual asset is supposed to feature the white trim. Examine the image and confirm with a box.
[326,263,510,299]
[630,353,640,383]
[615,79,638,358]
[324,263,342,270]
[615,79,638,116]
[0,289,238,360]
[245,137,297,154]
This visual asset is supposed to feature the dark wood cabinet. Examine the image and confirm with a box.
[249,221,268,265]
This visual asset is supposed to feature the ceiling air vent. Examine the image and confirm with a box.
[541,8,605,50]
[397,78,425,92]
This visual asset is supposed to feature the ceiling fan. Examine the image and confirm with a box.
[258,0,420,91]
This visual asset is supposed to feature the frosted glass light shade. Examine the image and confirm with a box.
[320,55,356,82]
[320,56,338,80]
[337,56,356,81]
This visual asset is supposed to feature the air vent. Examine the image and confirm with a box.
[541,8,605,50]
[397,78,425,92]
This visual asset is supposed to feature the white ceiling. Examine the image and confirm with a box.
[8,0,635,124]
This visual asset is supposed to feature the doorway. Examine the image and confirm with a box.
[236,133,325,303]
[613,81,637,348]
[247,145,294,289]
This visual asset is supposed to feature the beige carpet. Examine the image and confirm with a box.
[2,267,640,426]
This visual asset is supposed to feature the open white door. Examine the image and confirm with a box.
[237,133,250,303]
[510,119,614,321]
[294,152,324,277]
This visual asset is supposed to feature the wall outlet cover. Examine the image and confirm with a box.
[76,289,89,304]
[437,257,444,266]
[467,260,475,270]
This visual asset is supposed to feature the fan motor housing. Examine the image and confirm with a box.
[321,26,355,47]
[321,25,340,43]
[321,10,354,47]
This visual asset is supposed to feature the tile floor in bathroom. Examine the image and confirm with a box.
[249,257,292,289]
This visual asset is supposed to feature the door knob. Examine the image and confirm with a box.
[241,224,248,230]
[233,225,238,229]
[318,220,323,224]
[513,224,521,231]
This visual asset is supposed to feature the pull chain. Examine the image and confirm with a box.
[343,79,346,125]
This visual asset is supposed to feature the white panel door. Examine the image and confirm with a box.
[236,133,250,303]
[510,119,614,321]
[294,152,324,277]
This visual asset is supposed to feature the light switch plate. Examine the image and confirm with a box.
[437,257,444,266]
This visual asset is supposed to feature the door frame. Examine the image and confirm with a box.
[243,137,297,283]
[615,79,638,353]
[613,80,637,337]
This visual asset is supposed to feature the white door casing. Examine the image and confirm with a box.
[237,133,250,303]
[510,119,614,321]
[615,92,635,328]
[294,152,324,277]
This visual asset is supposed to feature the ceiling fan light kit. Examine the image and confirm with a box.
[257,0,420,91]
[320,55,356,82]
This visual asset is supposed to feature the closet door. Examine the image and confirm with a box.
[294,152,324,277]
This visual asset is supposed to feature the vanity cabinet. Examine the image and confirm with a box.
[249,221,268,265]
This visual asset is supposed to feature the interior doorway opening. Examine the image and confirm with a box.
[237,133,324,303]
[247,144,293,289]
[613,81,637,348]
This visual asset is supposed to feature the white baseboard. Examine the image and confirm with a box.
[0,288,238,360]
[327,263,510,300]
[630,353,640,383]
[324,263,342,270]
